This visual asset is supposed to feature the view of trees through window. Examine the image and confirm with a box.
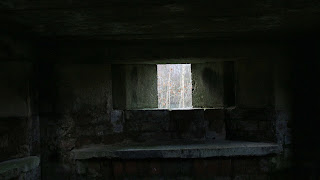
[157,64,192,109]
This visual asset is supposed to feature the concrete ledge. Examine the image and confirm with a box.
[72,141,281,160]
[0,156,40,180]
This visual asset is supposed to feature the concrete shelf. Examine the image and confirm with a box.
[0,156,40,180]
[72,141,281,160]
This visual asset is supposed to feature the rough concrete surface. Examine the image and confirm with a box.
[0,156,40,180]
[72,141,281,160]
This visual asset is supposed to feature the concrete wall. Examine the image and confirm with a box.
[0,62,39,158]
[192,62,225,108]
[273,60,293,147]
[225,108,276,142]
[192,61,235,108]
[32,42,293,180]
[38,59,289,179]
[0,62,40,179]
[224,59,278,142]
[112,64,157,110]
[125,65,157,109]
[274,60,293,111]
[112,65,127,109]
[74,156,284,180]
[39,63,231,179]
[235,59,274,108]
[191,60,280,143]
[0,27,41,179]
[0,1,311,178]
[123,109,225,142]
[0,33,33,61]
[224,59,293,146]
[0,62,32,117]
[39,64,113,179]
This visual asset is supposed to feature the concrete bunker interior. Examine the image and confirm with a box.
[0,58,289,180]
[1,0,320,179]
[0,36,299,180]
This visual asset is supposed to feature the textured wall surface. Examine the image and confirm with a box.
[125,65,158,109]
[74,156,286,180]
[0,61,40,180]
[112,64,157,109]
[37,60,292,179]
[235,60,274,108]
[192,62,225,108]
[39,64,113,179]
[2,0,319,178]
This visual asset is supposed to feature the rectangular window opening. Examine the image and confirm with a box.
[157,64,192,109]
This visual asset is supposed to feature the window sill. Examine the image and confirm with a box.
[72,140,281,160]
[123,107,234,111]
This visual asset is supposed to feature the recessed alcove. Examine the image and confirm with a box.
[70,60,279,162]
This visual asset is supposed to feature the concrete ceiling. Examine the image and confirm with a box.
[2,0,320,40]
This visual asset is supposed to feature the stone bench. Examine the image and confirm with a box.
[72,140,281,160]
[0,156,40,180]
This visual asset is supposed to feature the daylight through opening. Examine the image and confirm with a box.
[157,64,192,109]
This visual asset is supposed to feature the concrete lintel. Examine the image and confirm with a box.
[72,141,281,160]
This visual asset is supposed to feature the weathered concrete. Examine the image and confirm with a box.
[0,156,40,180]
[111,65,127,109]
[0,0,307,179]
[74,155,284,179]
[192,61,235,108]
[53,64,112,114]
[125,64,157,109]
[0,62,40,163]
[124,110,170,132]
[204,108,226,140]
[122,109,226,142]
[223,61,235,107]
[112,64,157,109]
[275,110,292,145]
[111,110,124,133]
[72,141,281,160]
[39,64,113,180]
[274,59,293,110]
[192,62,224,108]
[235,60,274,108]
[0,118,31,162]
[225,108,276,142]
[0,62,33,117]
[170,109,206,139]
[3,0,320,40]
